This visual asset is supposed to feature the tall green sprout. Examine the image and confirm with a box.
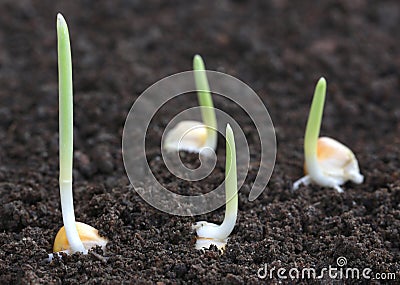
[57,13,85,253]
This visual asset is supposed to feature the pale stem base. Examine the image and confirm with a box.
[60,181,86,253]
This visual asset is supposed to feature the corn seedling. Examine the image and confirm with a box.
[293,77,364,193]
[192,124,237,251]
[163,54,217,154]
[49,14,107,259]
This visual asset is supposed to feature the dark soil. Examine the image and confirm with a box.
[0,0,399,284]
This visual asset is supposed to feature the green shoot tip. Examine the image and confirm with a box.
[226,123,232,134]
[316,77,327,93]
[193,54,205,71]
[57,13,66,27]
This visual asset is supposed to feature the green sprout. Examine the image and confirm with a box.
[192,124,238,251]
[293,77,363,192]
[193,54,217,150]
[50,13,107,258]
[163,55,217,154]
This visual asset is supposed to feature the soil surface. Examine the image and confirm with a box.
[0,0,399,284]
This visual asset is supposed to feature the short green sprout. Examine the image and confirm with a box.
[293,77,363,192]
[192,124,238,251]
[193,54,218,150]
[50,13,107,258]
[163,54,217,154]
